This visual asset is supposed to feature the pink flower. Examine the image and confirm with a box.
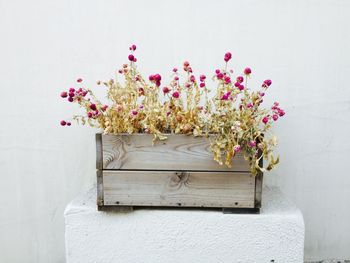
[69,87,75,93]
[68,97,73,102]
[87,112,93,118]
[233,145,241,152]
[149,75,154,81]
[66,122,71,126]
[174,76,179,81]
[247,103,253,108]
[128,54,135,61]
[272,114,279,121]
[258,91,265,97]
[215,69,221,74]
[221,92,231,100]
[183,61,190,67]
[60,91,68,98]
[224,52,232,62]
[200,75,206,82]
[262,116,269,124]
[131,110,138,116]
[154,74,161,82]
[199,82,205,88]
[190,75,196,82]
[236,76,244,83]
[130,44,137,51]
[224,76,231,84]
[244,67,251,75]
[69,92,75,97]
[172,91,180,98]
[217,73,224,79]
[60,120,66,126]
[163,86,170,94]
[248,141,256,148]
[238,84,245,91]
[173,67,178,73]
[234,82,240,87]
[90,104,97,111]
[262,79,272,87]
[77,78,83,83]
[278,109,285,117]
[101,105,108,112]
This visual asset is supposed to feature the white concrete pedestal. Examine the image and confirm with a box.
[64,187,304,263]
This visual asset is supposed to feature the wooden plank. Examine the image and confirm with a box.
[101,134,250,172]
[102,170,255,208]
[96,134,103,170]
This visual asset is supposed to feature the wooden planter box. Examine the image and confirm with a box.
[96,133,263,213]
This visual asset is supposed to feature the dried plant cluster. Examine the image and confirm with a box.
[60,45,285,175]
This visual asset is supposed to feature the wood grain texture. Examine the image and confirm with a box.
[101,134,250,171]
[102,170,255,208]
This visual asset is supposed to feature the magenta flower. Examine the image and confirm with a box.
[90,104,97,111]
[262,79,272,87]
[224,52,232,62]
[215,69,221,74]
[238,84,245,91]
[60,120,67,126]
[244,68,251,75]
[190,75,196,82]
[262,116,269,124]
[217,73,224,79]
[236,76,244,83]
[87,112,93,118]
[68,97,73,102]
[163,86,170,94]
[173,67,178,73]
[224,76,231,84]
[199,75,206,82]
[130,44,137,51]
[77,78,83,83]
[233,145,241,152]
[248,141,256,147]
[66,122,71,126]
[272,114,279,121]
[172,91,180,98]
[128,54,135,61]
[199,82,205,88]
[60,91,68,98]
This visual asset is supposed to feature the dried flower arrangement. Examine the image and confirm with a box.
[60,44,285,175]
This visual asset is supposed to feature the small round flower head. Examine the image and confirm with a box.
[66,122,71,126]
[69,91,75,97]
[215,69,221,74]
[172,91,180,98]
[244,67,251,75]
[128,54,135,61]
[77,78,83,83]
[174,76,179,81]
[101,105,108,112]
[278,109,285,117]
[224,52,232,62]
[68,97,73,102]
[173,67,178,73]
[60,120,66,126]
[262,79,272,87]
[90,104,97,111]
[248,140,256,147]
[238,84,245,91]
[236,76,244,83]
[224,76,231,84]
[190,75,196,82]
[87,112,93,118]
[272,114,279,121]
[217,73,224,79]
[233,145,241,152]
[69,87,75,93]
[129,44,137,51]
[199,82,205,88]
[131,110,138,116]
[199,75,206,82]
[162,86,170,94]
[60,91,68,98]
[262,116,269,124]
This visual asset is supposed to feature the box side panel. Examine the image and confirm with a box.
[102,170,255,208]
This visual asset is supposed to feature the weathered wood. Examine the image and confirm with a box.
[96,170,104,207]
[102,170,255,208]
[96,134,103,170]
[101,134,250,172]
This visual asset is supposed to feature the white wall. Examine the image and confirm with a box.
[0,0,349,262]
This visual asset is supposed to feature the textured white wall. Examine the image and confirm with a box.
[0,0,349,262]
